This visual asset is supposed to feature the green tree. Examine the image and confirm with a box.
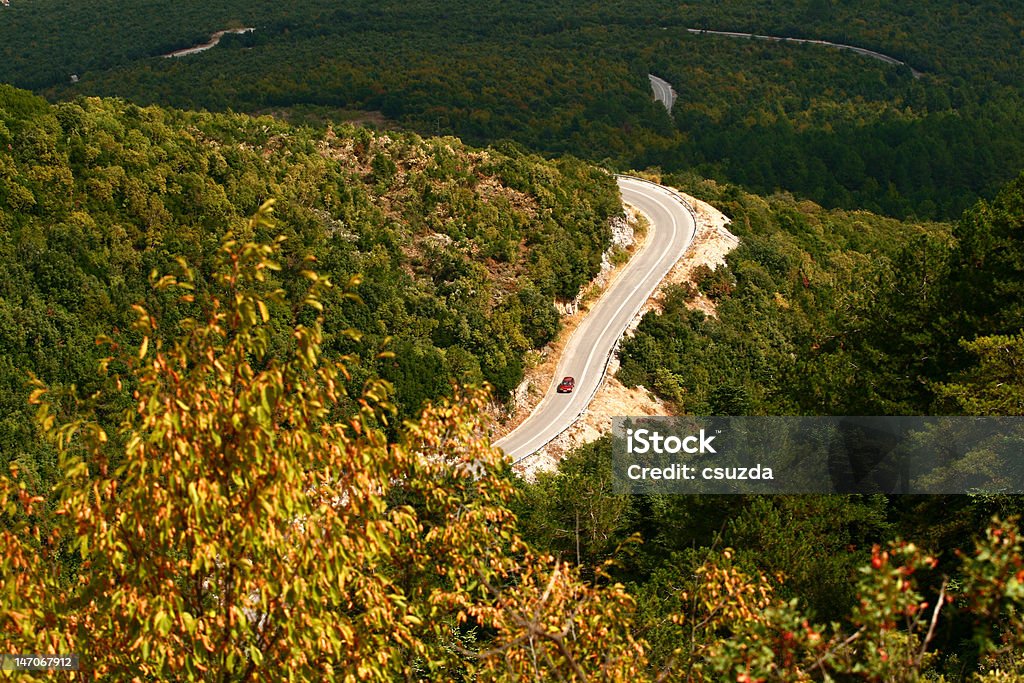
[514,437,636,571]
[948,172,1024,339]
[934,333,1024,415]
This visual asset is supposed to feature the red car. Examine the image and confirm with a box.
[557,376,576,393]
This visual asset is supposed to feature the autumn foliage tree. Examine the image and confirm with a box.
[0,203,643,681]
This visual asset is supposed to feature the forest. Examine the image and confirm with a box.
[1,0,1022,220]
[528,167,1024,678]
[0,85,618,493]
[2,0,1024,678]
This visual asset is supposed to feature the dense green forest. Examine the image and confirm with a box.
[2,0,1022,219]
[3,1,1024,677]
[0,84,619,493]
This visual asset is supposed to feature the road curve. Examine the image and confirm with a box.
[495,176,697,463]
[686,28,922,78]
[648,74,678,113]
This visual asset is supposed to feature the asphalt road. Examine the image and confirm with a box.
[685,28,923,78]
[648,74,678,112]
[495,176,697,462]
[163,28,255,58]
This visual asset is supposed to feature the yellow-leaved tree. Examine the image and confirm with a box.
[0,202,646,681]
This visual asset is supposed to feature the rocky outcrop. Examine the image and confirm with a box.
[555,213,635,315]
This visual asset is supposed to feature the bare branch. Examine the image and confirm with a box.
[915,580,948,667]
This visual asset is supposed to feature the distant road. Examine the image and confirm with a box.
[496,176,697,462]
[648,74,678,113]
[686,28,923,78]
[163,28,255,58]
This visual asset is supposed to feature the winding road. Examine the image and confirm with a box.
[686,28,922,78]
[495,176,697,463]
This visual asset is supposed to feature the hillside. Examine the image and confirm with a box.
[0,84,619,489]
